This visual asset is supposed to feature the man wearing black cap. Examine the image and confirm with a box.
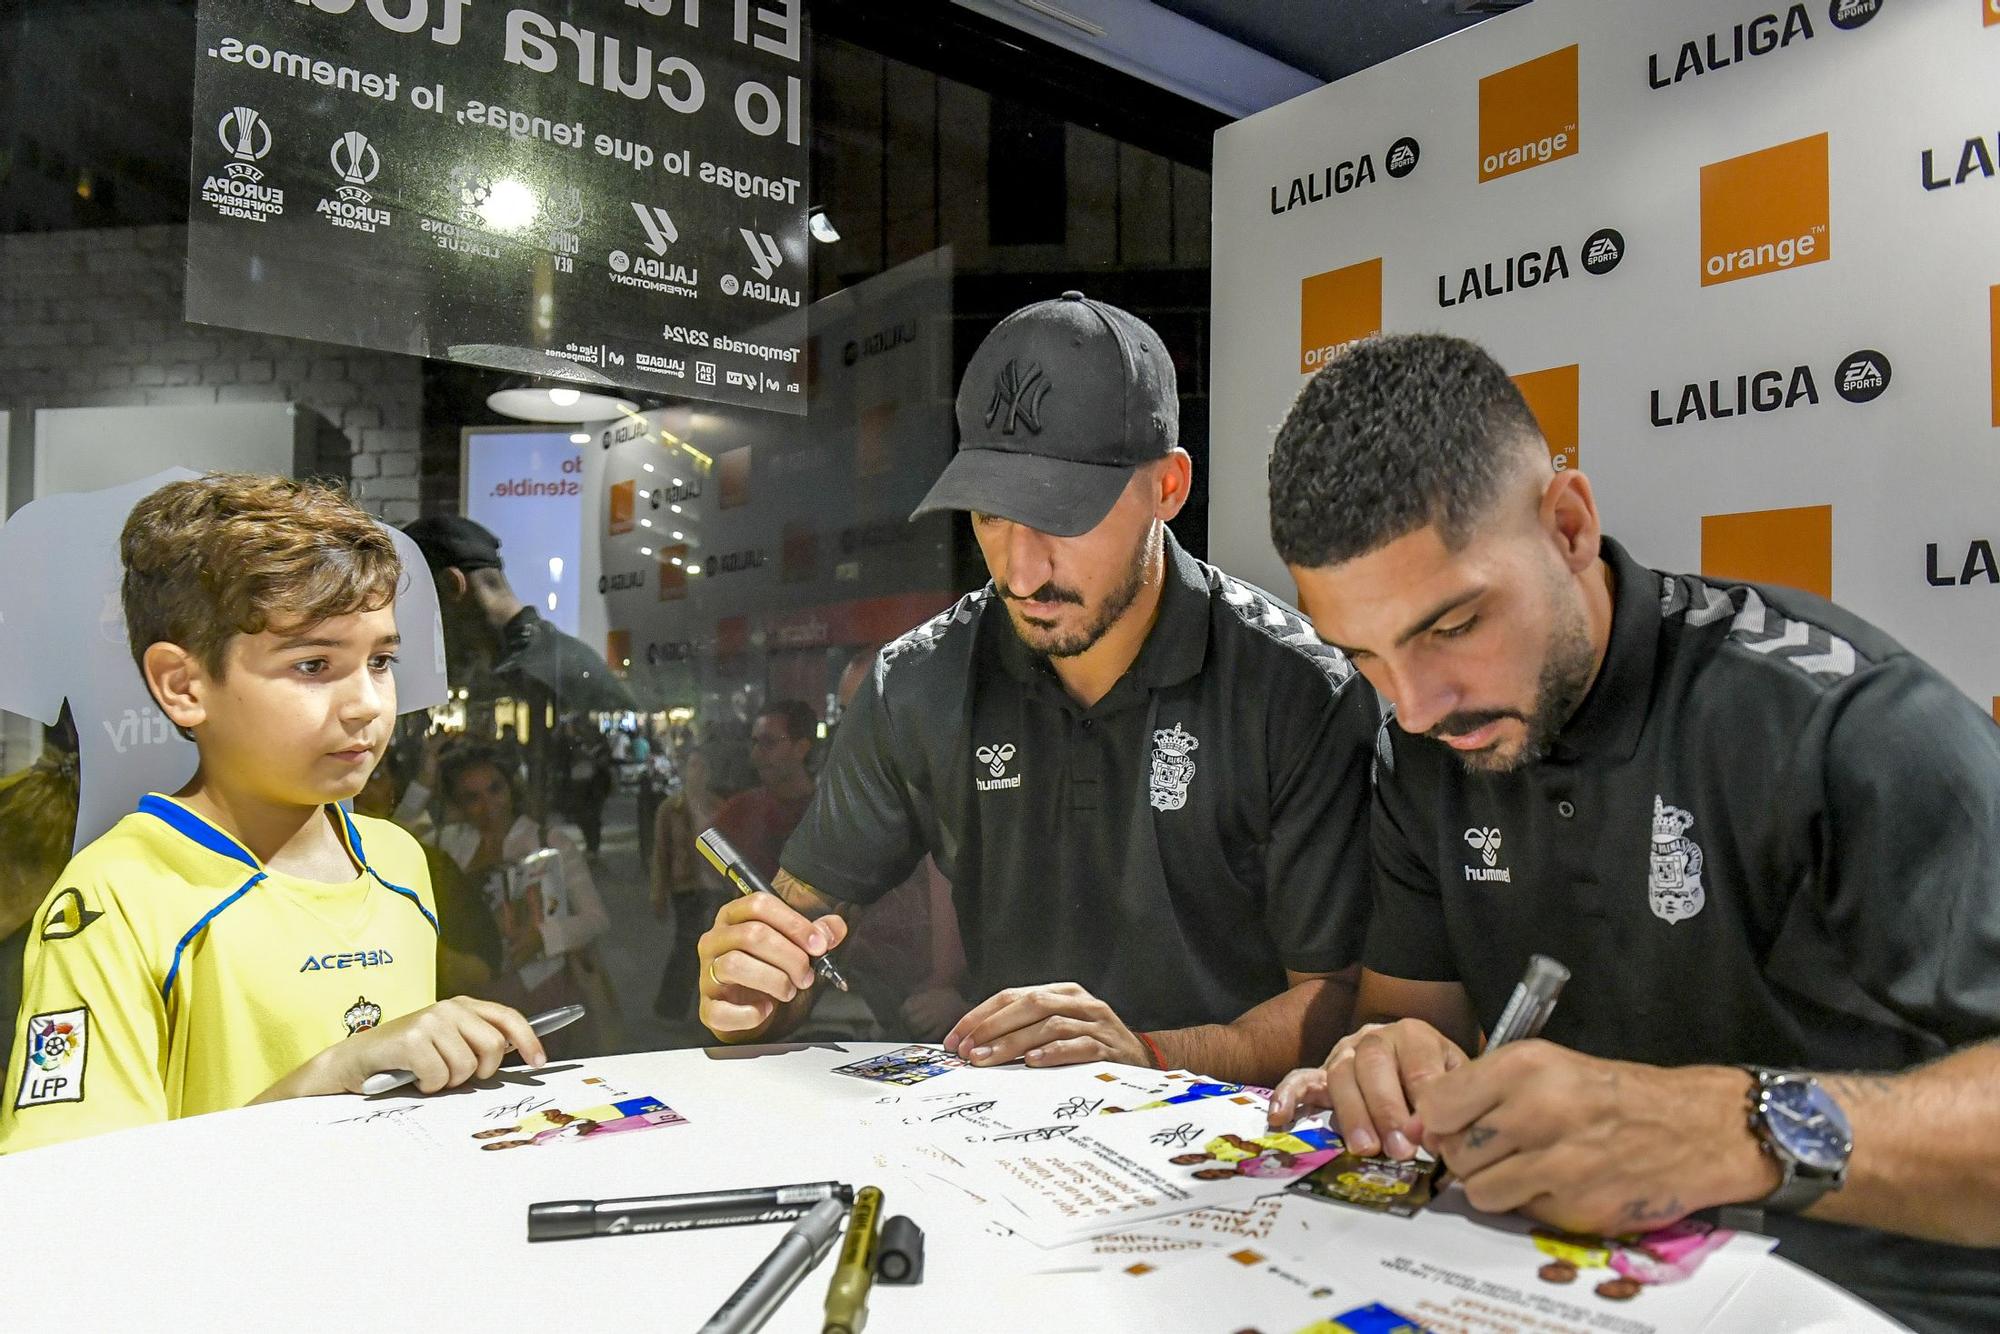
[404,515,634,816]
[695,293,1381,1085]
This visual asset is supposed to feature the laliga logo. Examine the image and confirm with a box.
[1464,826,1503,868]
[976,743,1016,778]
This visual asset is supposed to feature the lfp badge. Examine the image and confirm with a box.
[17,1008,88,1108]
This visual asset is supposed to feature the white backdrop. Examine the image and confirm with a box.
[1210,0,2000,710]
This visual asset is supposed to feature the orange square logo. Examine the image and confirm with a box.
[1988,0,1999,27]
[719,447,752,510]
[1478,45,1579,183]
[606,629,631,673]
[1511,364,1580,471]
[658,545,688,601]
[1699,133,1830,287]
[1701,504,1832,600]
[1300,258,1382,375]
[1989,285,1999,428]
[608,479,635,535]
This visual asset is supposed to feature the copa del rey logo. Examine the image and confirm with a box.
[1149,724,1199,812]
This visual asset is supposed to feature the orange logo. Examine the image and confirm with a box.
[606,629,631,673]
[1701,503,1832,599]
[1988,0,1999,27]
[1299,258,1382,375]
[658,545,688,601]
[719,446,752,510]
[1478,46,1579,183]
[1511,364,1580,471]
[608,479,635,535]
[1699,133,1830,286]
[1989,285,1999,428]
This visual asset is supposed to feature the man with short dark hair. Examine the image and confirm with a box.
[707,701,821,885]
[1264,333,2000,1331]
[696,293,1380,1085]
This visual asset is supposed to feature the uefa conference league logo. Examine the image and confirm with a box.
[200,106,284,222]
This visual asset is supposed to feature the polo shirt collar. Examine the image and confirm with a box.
[1546,535,1660,766]
[990,528,1210,691]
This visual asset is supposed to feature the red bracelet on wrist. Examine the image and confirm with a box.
[1138,1031,1168,1071]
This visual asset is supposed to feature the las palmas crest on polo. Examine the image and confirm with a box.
[1648,796,1705,923]
[1149,724,1199,811]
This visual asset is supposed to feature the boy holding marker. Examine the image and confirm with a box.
[0,475,545,1154]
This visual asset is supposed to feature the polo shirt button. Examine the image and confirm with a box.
[1557,800,1576,819]
[1081,719,1094,731]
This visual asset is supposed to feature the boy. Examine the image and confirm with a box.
[0,475,545,1154]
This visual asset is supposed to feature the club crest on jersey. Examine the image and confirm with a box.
[1648,796,1706,923]
[16,1007,87,1107]
[1149,724,1200,812]
[344,995,383,1035]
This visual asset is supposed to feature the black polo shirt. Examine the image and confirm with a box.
[783,531,1380,1033]
[1366,536,2000,1332]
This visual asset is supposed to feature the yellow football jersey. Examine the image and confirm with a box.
[0,795,438,1154]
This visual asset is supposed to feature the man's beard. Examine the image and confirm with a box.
[1005,523,1155,660]
[1431,582,1596,775]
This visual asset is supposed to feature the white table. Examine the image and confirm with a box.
[0,1042,1903,1332]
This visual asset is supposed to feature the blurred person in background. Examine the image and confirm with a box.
[436,748,617,1052]
[354,744,499,997]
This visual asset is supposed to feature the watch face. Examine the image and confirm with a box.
[1765,1079,1852,1173]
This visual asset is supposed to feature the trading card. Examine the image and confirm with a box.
[1289,1150,1441,1217]
[832,1044,968,1086]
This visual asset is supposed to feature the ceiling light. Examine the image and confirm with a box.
[643,463,655,473]
[808,207,841,243]
[671,531,684,540]
[485,384,637,423]
[569,432,590,444]
[640,546,653,556]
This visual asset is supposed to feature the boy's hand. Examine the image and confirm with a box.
[318,997,545,1096]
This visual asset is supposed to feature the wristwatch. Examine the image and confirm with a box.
[1740,1068,1853,1213]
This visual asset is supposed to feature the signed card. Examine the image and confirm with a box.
[1290,1150,1441,1218]
[832,1043,969,1086]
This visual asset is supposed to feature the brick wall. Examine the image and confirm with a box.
[0,225,425,522]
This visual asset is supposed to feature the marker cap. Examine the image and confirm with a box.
[527,1200,597,1242]
[874,1215,924,1285]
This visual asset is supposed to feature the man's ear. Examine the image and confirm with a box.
[1153,449,1194,521]
[1540,467,1603,576]
[443,567,469,602]
[143,642,208,733]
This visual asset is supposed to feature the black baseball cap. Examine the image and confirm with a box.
[912,291,1179,538]
[404,515,505,573]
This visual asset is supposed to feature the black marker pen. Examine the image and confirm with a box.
[528,1181,855,1242]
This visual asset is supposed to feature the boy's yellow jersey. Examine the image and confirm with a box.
[0,795,438,1154]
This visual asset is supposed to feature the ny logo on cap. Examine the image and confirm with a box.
[987,359,1051,436]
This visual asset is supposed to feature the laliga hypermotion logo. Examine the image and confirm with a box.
[219,105,271,182]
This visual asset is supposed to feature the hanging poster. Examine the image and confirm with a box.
[188,0,811,414]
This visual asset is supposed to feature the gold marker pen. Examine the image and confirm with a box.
[822,1185,883,1334]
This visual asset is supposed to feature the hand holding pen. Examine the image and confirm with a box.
[1265,955,1570,1161]
[695,829,854,1041]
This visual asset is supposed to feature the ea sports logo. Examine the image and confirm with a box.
[1835,349,1891,403]
[1582,228,1625,275]
[219,106,271,162]
[1386,137,1420,179]
[1827,0,1882,30]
